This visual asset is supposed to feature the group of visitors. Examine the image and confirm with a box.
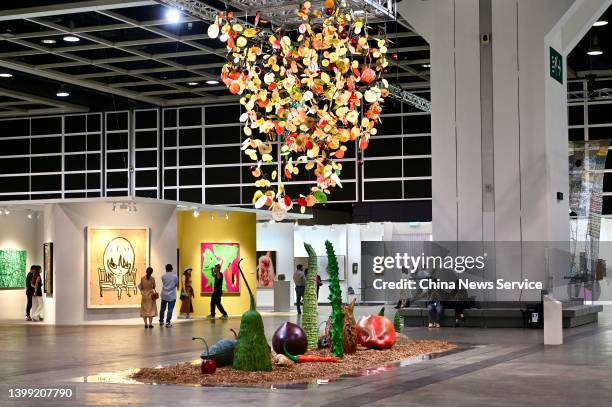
[138,263,227,328]
[24,265,44,322]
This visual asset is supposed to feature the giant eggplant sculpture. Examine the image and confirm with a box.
[192,329,238,367]
[272,322,307,355]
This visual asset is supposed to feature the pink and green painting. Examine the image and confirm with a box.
[200,243,240,294]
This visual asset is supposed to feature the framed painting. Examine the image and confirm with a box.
[86,227,150,308]
[256,251,276,288]
[0,250,27,289]
[43,242,53,294]
[201,243,240,295]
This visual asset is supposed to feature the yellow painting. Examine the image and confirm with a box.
[87,227,149,308]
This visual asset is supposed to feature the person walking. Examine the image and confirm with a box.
[30,265,44,322]
[25,266,35,321]
[159,264,179,328]
[139,267,158,328]
[293,264,306,314]
[179,268,194,319]
[206,264,228,319]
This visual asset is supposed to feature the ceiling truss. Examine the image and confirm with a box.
[0,0,430,110]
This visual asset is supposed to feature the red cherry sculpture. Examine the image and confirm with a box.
[272,322,307,355]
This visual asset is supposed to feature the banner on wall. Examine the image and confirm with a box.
[86,227,150,308]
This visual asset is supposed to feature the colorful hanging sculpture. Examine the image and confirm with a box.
[302,243,319,348]
[209,0,390,212]
[232,260,272,371]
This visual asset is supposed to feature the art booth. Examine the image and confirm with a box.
[0,197,309,325]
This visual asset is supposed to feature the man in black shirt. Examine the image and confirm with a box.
[25,266,35,321]
[207,264,228,319]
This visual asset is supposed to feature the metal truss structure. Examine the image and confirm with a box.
[0,0,430,112]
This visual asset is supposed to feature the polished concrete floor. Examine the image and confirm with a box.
[1,306,612,406]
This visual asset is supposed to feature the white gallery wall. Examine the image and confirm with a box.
[256,221,430,307]
[48,201,177,325]
[256,222,294,307]
[0,210,43,320]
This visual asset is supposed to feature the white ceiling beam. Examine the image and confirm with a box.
[0,88,89,111]
[0,1,157,21]
[0,59,166,106]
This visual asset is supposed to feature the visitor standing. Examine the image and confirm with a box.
[207,264,228,319]
[25,266,35,321]
[179,268,194,319]
[30,265,44,322]
[159,264,179,327]
[316,273,323,299]
[427,289,443,328]
[139,267,157,328]
[293,264,306,314]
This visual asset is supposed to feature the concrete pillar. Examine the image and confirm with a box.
[398,0,610,299]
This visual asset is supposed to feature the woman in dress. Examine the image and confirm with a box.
[30,265,44,322]
[179,268,194,319]
[139,267,157,328]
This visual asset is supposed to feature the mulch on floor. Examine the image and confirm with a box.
[131,335,456,386]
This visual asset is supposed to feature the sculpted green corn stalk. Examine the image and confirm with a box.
[325,240,344,357]
[302,243,319,349]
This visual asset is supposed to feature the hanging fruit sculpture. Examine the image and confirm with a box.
[208,0,389,213]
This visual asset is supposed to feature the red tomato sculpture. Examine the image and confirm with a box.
[356,309,396,350]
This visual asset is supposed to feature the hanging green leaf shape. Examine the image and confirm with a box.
[325,240,343,358]
[303,243,319,349]
[0,250,27,289]
[232,260,272,372]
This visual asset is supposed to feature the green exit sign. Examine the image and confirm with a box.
[550,47,563,84]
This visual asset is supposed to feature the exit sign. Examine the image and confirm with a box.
[550,47,563,84]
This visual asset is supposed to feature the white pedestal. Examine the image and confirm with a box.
[544,294,563,345]
[274,280,291,312]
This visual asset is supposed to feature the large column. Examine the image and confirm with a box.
[398,0,609,299]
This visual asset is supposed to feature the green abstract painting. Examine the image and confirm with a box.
[200,243,240,294]
[0,250,27,289]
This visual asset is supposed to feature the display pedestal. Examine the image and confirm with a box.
[274,281,291,312]
[544,294,563,345]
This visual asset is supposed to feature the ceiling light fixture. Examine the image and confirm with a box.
[166,8,181,23]
[56,90,69,97]
[210,213,214,221]
[225,212,229,220]
[4,208,10,215]
[187,81,199,86]
[422,63,431,68]
[205,80,220,85]
[63,35,80,42]
[112,202,117,212]
[588,35,603,56]
[41,38,57,44]
[593,20,608,27]
[0,73,13,78]
[27,211,33,219]
[193,208,200,218]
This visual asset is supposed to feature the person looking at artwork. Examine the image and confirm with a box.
[179,268,194,319]
[427,288,443,328]
[139,267,158,328]
[159,264,178,328]
[25,265,36,321]
[30,265,44,322]
[207,264,228,320]
[293,264,306,314]
[316,273,323,300]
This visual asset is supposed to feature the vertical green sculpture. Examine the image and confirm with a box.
[232,260,272,371]
[325,240,344,357]
[394,311,402,333]
[303,243,319,349]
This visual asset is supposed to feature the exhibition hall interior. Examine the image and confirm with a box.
[2,0,612,406]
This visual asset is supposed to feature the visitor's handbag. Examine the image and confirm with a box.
[180,290,189,298]
[151,290,159,301]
